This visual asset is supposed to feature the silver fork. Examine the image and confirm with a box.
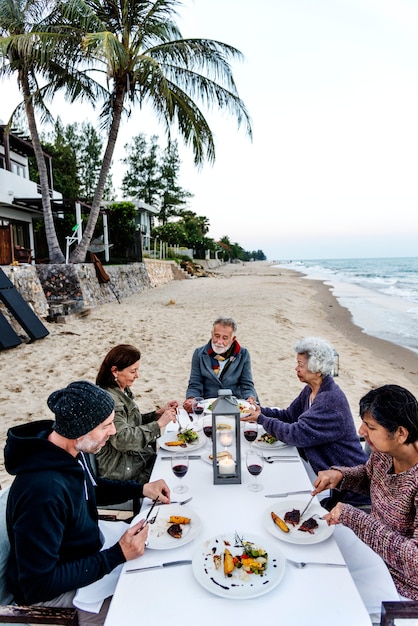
[148,508,160,524]
[287,558,346,569]
[176,408,183,433]
[155,496,193,507]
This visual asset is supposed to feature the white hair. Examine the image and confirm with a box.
[294,337,335,376]
[212,317,237,333]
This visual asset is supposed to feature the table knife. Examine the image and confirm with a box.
[265,490,312,498]
[126,560,192,573]
[265,455,299,459]
[300,494,315,518]
[264,457,299,465]
[161,455,201,460]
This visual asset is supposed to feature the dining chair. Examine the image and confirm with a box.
[0,486,78,625]
[380,600,418,625]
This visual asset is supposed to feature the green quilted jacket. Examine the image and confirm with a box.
[95,386,160,483]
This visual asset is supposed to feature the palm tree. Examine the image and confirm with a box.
[55,0,252,263]
[0,0,66,262]
[0,0,107,262]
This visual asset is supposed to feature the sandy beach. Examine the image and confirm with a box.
[1,260,417,488]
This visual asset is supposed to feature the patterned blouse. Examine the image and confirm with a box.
[334,451,418,599]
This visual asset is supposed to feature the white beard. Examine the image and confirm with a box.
[211,341,232,355]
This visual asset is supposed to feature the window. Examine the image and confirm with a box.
[11,160,27,178]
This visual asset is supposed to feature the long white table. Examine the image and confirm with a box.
[104,414,371,625]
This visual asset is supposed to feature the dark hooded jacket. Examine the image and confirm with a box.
[4,420,143,604]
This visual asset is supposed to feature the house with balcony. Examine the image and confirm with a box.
[133,200,159,254]
[96,199,159,262]
[0,123,162,265]
[0,123,63,265]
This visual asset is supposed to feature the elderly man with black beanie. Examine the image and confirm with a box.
[4,380,170,626]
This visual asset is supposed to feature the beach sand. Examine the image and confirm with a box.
[1,260,417,488]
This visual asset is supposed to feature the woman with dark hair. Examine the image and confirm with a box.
[95,344,177,483]
[314,384,418,613]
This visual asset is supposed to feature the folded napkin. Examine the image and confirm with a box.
[73,520,127,614]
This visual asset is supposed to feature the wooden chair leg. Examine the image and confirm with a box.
[0,604,78,624]
[380,600,418,625]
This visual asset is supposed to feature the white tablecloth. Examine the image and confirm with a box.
[103,411,373,625]
[73,521,126,613]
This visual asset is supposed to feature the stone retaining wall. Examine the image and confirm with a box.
[1,265,49,322]
[0,259,190,339]
[145,259,188,287]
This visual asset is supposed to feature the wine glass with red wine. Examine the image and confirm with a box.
[246,450,264,492]
[171,455,189,493]
[202,415,213,448]
[243,422,258,448]
[192,397,205,419]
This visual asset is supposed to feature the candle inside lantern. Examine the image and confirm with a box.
[218,457,236,475]
[219,431,233,448]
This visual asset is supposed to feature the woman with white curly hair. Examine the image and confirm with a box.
[243,337,370,509]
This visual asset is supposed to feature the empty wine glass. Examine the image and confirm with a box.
[246,450,264,492]
[192,397,205,419]
[171,454,189,493]
[243,422,258,448]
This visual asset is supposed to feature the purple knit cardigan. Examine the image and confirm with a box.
[257,375,368,474]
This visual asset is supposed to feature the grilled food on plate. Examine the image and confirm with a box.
[169,515,190,525]
[298,517,319,534]
[271,511,290,533]
[223,548,235,575]
[209,450,233,461]
[284,508,301,527]
[167,523,183,538]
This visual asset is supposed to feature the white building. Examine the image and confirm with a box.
[132,199,159,252]
[0,124,63,264]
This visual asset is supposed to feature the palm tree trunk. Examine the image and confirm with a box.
[21,73,65,264]
[70,87,125,264]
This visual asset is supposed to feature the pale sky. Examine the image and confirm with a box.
[2,0,418,261]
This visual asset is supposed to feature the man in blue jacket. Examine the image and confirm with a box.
[5,380,170,626]
[184,317,258,412]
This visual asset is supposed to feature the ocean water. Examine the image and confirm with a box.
[274,257,418,355]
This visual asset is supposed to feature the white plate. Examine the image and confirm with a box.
[157,431,206,452]
[131,504,201,550]
[201,452,238,466]
[263,499,334,545]
[200,452,230,466]
[204,398,252,417]
[200,451,213,465]
[192,531,285,599]
[252,436,288,450]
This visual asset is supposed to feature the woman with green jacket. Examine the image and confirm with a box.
[96,344,178,483]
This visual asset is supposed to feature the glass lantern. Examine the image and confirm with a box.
[211,389,241,485]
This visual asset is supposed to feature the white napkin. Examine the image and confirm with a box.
[333,524,400,617]
[73,520,127,614]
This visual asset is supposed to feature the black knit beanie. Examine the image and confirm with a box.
[47,380,115,439]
